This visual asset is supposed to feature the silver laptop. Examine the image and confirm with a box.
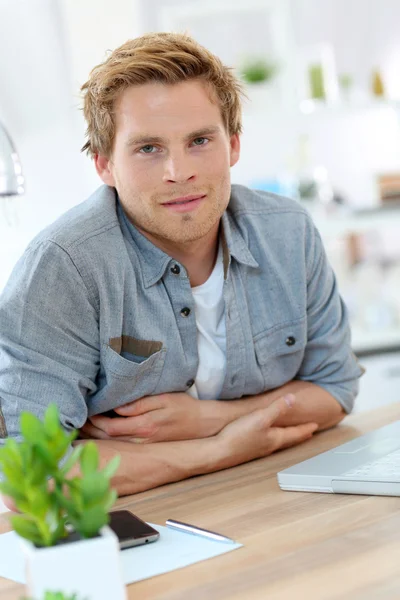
[277,420,400,496]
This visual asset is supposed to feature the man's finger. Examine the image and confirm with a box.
[252,393,296,430]
[79,422,111,440]
[89,412,161,437]
[1,494,17,512]
[114,395,163,417]
[277,422,319,450]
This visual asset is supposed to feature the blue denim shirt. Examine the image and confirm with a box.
[0,184,363,439]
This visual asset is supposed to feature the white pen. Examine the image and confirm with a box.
[165,519,236,544]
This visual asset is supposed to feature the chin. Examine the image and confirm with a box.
[173,221,219,244]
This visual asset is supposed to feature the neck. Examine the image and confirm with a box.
[139,223,220,287]
[173,235,220,287]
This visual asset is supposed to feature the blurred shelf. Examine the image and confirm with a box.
[310,205,400,238]
[298,98,400,117]
[243,94,400,120]
[352,328,400,355]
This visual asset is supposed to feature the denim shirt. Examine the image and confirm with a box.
[0,184,363,438]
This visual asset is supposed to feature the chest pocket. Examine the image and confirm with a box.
[92,336,166,414]
[254,320,307,390]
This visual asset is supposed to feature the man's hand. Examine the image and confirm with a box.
[79,380,341,444]
[1,494,16,512]
[83,392,319,496]
[4,393,320,505]
[80,393,226,443]
[216,395,319,465]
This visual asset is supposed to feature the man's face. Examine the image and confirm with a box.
[95,80,240,250]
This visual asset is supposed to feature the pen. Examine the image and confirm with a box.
[165,519,236,544]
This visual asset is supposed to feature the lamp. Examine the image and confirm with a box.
[0,121,24,197]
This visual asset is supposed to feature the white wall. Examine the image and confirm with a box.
[0,0,97,286]
[1,0,400,288]
[0,0,144,286]
[141,0,400,207]
[60,0,143,92]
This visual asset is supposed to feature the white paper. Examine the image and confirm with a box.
[0,524,242,585]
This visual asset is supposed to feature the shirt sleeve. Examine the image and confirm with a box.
[297,218,364,413]
[0,240,100,440]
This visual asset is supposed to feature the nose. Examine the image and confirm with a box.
[162,150,196,184]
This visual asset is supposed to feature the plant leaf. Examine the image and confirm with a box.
[60,445,83,476]
[10,515,45,546]
[75,505,108,538]
[43,403,62,438]
[79,473,109,504]
[20,412,44,444]
[79,442,99,475]
[0,482,25,503]
[101,454,121,479]
[34,444,58,470]
[103,489,118,514]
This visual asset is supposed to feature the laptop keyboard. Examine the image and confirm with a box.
[343,449,400,479]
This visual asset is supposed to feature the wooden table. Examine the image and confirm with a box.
[1,403,400,600]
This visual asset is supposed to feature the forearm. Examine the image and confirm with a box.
[256,381,345,430]
[1,437,234,508]
[217,381,345,431]
[1,437,221,509]
[2,395,312,508]
[73,437,225,497]
[74,394,310,496]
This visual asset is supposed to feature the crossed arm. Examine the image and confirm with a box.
[2,392,320,510]
[81,380,345,444]
[1,383,344,511]
[70,381,345,497]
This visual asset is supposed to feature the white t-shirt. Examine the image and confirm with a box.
[187,245,226,400]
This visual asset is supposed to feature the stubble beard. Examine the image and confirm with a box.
[120,177,231,245]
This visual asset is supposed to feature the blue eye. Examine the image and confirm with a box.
[192,137,208,146]
[140,145,156,154]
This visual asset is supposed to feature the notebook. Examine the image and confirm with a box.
[277,420,400,496]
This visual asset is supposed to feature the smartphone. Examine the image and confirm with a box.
[109,510,160,549]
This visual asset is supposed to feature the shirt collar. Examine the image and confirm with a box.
[117,189,259,288]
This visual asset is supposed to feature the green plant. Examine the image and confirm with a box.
[308,63,326,100]
[22,591,88,600]
[338,73,353,90]
[0,404,120,547]
[240,58,278,84]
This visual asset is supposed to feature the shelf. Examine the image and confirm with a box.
[242,92,400,120]
[310,205,400,238]
[352,328,400,355]
[298,98,400,117]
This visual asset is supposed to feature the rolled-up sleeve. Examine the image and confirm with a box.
[298,220,364,413]
[0,240,100,440]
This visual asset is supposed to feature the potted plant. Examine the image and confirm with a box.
[24,592,86,600]
[0,404,126,600]
[239,58,277,85]
[239,56,279,111]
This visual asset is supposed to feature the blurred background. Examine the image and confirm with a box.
[1,0,400,412]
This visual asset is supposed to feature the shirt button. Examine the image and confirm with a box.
[180,307,191,317]
[286,336,296,346]
[171,264,180,275]
[186,379,195,388]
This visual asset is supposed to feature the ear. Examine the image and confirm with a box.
[229,134,240,168]
[94,154,116,186]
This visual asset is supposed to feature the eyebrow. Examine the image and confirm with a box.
[125,126,222,148]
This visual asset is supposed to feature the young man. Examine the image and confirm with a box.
[0,33,363,499]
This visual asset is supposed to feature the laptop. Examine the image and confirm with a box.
[277,420,400,496]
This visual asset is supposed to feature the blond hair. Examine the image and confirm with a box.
[81,32,245,158]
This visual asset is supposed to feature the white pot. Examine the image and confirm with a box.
[20,525,127,600]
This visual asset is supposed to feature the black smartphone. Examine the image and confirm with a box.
[109,510,160,549]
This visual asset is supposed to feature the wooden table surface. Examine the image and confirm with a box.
[1,403,400,600]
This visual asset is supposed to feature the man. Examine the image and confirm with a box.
[0,32,363,500]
